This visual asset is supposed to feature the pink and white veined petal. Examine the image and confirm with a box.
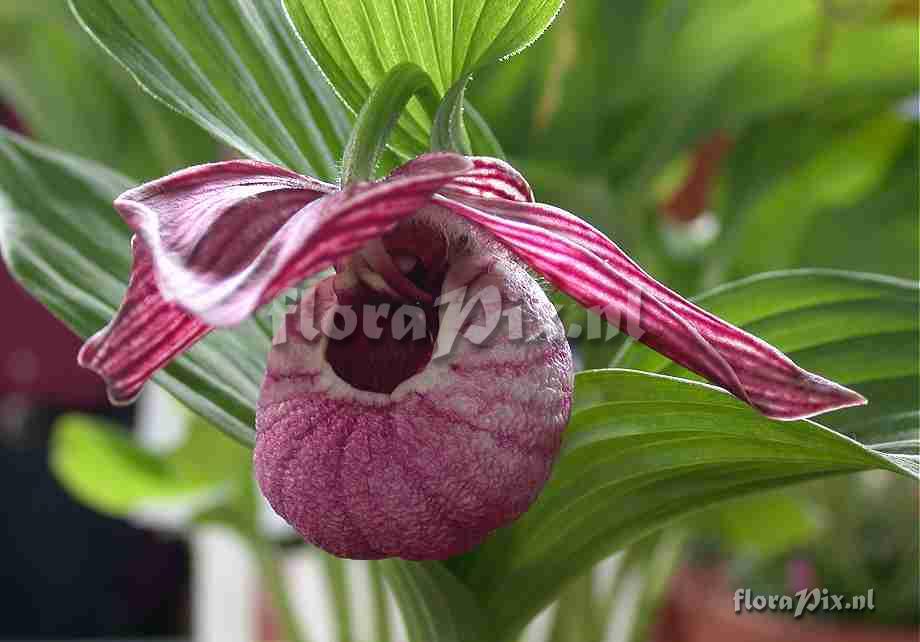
[79,159,333,403]
[116,153,473,327]
[78,238,210,405]
[81,153,472,403]
[443,156,534,202]
[394,154,532,202]
[438,194,866,421]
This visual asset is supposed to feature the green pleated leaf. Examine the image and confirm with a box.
[615,269,920,455]
[459,369,914,640]
[70,0,351,181]
[381,560,491,642]
[0,129,267,446]
[283,0,563,155]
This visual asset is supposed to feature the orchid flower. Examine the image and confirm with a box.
[78,151,864,560]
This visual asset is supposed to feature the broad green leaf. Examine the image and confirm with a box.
[70,0,351,181]
[381,560,491,642]
[615,269,920,454]
[458,369,913,639]
[284,0,563,155]
[0,130,268,446]
[0,4,216,180]
[50,414,239,518]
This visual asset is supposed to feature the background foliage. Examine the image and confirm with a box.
[0,1,916,641]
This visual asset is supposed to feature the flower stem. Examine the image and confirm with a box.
[340,62,440,186]
[430,75,473,156]
[251,532,311,642]
[368,561,392,641]
[235,470,310,642]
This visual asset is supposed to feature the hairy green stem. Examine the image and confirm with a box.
[431,76,473,155]
[340,62,440,186]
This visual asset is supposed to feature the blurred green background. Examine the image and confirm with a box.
[0,0,916,640]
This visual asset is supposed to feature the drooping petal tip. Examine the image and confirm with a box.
[436,164,868,424]
[77,238,211,406]
[761,371,867,422]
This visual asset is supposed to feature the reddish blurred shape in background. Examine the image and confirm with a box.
[1,100,27,135]
[0,100,107,408]
[655,566,918,642]
[663,131,733,223]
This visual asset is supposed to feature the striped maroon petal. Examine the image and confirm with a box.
[111,159,332,325]
[444,156,534,202]
[115,153,472,327]
[80,153,472,403]
[78,238,210,405]
[438,193,866,421]
[392,155,532,202]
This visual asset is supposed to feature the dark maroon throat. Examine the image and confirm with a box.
[325,222,447,394]
[325,292,439,394]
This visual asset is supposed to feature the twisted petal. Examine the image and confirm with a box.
[439,193,865,421]
[78,239,210,404]
[81,153,472,403]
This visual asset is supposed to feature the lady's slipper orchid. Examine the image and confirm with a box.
[79,152,864,559]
